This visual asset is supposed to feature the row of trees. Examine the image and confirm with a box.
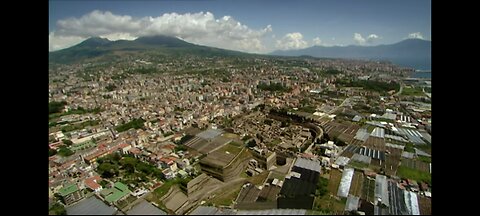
[115,118,145,132]
[336,79,400,93]
[96,153,163,181]
[49,101,67,114]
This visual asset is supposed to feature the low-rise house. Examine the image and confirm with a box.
[58,183,84,205]
[84,175,103,192]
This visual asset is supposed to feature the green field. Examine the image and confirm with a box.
[397,165,431,184]
[401,87,426,96]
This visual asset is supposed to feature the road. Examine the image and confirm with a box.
[329,97,349,114]
[394,84,404,96]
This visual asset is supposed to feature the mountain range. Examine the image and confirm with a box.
[270,39,431,70]
[49,35,250,64]
[50,36,430,70]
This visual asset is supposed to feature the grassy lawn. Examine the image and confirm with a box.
[223,133,240,139]
[208,180,245,207]
[313,195,346,214]
[401,87,426,96]
[366,125,376,133]
[404,143,415,153]
[270,171,286,181]
[417,155,431,163]
[397,165,431,184]
[246,171,270,186]
[151,179,182,199]
[347,161,370,170]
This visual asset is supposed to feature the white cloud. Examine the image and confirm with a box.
[354,33,380,45]
[49,10,273,53]
[366,34,379,43]
[312,37,322,46]
[49,32,86,52]
[408,32,424,39]
[275,32,309,50]
[353,33,366,45]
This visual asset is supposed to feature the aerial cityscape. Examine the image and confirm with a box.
[49,0,431,215]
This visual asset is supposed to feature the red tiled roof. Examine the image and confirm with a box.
[84,176,102,190]
[163,144,176,150]
[129,147,142,155]
[118,143,131,149]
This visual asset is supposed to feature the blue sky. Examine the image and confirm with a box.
[49,0,431,52]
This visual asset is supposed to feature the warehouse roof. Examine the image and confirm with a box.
[293,157,321,173]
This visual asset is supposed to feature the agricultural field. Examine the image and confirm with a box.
[402,158,430,173]
[348,171,364,197]
[384,155,401,176]
[418,196,432,215]
[361,177,375,203]
[397,165,431,184]
[401,86,426,96]
[327,169,342,196]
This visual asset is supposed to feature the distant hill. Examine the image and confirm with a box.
[49,35,251,64]
[270,39,431,70]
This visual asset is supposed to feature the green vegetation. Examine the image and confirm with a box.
[298,105,317,113]
[316,177,329,197]
[152,178,190,199]
[417,155,431,163]
[174,144,188,152]
[257,82,291,92]
[105,84,117,91]
[96,153,163,184]
[246,139,256,148]
[163,131,174,137]
[242,135,252,141]
[61,120,100,133]
[336,79,400,93]
[49,202,66,215]
[49,107,103,120]
[177,134,194,145]
[115,118,145,132]
[401,87,425,96]
[57,146,74,157]
[127,67,160,74]
[267,139,281,148]
[62,139,73,146]
[322,68,342,75]
[49,147,57,157]
[347,161,369,170]
[404,143,415,153]
[264,119,273,125]
[49,101,67,114]
[397,165,431,184]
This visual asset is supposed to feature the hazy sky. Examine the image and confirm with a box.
[49,0,431,53]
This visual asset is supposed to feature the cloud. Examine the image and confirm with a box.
[49,32,86,52]
[312,37,322,46]
[275,32,309,50]
[49,10,272,53]
[353,33,366,44]
[354,33,380,45]
[366,34,379,43]
[408,32,424,39]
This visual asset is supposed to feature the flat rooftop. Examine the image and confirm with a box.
[66,196,116,215]
[200,142,243,168]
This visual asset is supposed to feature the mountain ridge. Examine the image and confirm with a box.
[270,39,431,70]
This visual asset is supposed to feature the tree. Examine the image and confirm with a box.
[97,162,119,178]
[62,139,73,146]
[57,146,74,157]
[246,139,257,148]
[49,101,67,114]
[49,147,57,157]
[49,202,66,215]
